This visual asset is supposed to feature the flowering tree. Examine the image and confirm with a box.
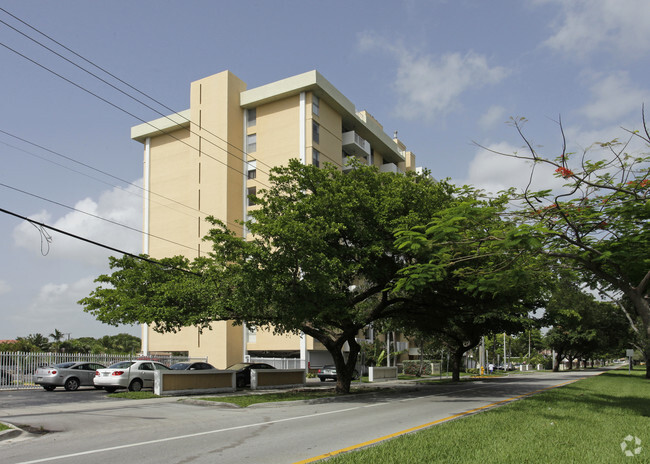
[485,115,650,377]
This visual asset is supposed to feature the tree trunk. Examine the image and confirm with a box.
[451,348,463,382]
[553,351,562,372]
[328,336,360,394]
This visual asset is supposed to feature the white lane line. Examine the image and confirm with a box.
[10,405,362,464]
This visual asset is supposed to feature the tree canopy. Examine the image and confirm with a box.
[81,160,456,393]
[486,115,650,376]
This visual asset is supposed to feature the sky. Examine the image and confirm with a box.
[1,0,649,341]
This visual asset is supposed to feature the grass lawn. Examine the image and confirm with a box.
[197,388,378,408]
[323,367,649,464]
[0,422,10,431]
[107,391,160,400]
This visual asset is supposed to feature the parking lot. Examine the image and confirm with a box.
[0,386,126,410]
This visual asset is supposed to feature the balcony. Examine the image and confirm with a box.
[342,131,370,157]
[379,163,398,174]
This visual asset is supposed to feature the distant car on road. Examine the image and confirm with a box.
[317,365,359,382]
[35,362,106,391]
[169,362,216,371]
[226,362,275,388]
[94,361,170,392]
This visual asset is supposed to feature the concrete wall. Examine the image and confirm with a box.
[251,369,306,390]
[153,370,235,396]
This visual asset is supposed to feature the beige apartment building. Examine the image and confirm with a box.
[130,70,416,369]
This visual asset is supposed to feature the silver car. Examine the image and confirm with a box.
[93,361,170,392]
[35,362,106,391]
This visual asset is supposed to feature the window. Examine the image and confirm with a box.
[312,95,319,116]
[312,121,319,144]
[247,160,257,179]
[312,149,320,168]
[247,186,257,207]
[247,133,257,152]
[247,108,256,127]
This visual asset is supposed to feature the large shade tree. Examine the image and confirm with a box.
[483,115,650,377]
[80,160,455,393]
[392,189,550,381]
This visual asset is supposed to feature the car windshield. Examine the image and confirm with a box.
[170,363,189,370]
[227,363,249,370]
[154,363,171,370]
[108,361,134,369]
[54,362,76,369]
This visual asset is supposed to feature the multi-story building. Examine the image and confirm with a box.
[130,70,416,368]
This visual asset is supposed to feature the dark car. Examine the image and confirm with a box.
[170,362,216,371]
[317,365,359,382]
[226,362,275,388]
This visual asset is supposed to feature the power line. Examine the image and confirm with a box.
[0,7,280,176]
[0,206,201,276]
[0,181,199,253]
[0,10,280,184]
[0,128,244,232]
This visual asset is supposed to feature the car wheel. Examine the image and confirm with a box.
[104,387,118,393]
[94,385,103,390]
[43,385,56,391]
[319,378,326,382]
[64,377,80,391]
[128,379,143,392]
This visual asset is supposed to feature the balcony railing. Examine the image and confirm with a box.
[342,131,370,157]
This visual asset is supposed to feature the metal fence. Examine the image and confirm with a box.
[0,352,205,390]
[246,356,306,369]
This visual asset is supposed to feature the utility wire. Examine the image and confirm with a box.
[0,10,279,180]
[0,129,244,232]
[0,181,199,253]
[0,206,201,277]
[0,8,277,173]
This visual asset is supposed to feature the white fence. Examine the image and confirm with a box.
[0,352,205,390]
[246,356,306,369]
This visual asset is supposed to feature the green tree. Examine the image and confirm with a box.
[486,115,650,377]
[80,161,454,393]
[544,277,631,370]
[392,188,550,381]
[17,333,50,352]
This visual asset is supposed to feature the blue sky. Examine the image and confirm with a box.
[1,0,649,340]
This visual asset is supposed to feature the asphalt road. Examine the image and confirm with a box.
[0,370,606,464]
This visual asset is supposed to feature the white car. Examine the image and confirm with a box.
[94,361,170,392]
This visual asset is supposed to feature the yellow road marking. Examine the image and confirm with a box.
[293,377,583,463]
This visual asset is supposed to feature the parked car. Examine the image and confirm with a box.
[317,365,359,382]
[169,362,216,371]
[35,362,106,391]
[226,362,275,388]
[93,361,170,392]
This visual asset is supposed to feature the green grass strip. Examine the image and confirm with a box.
[0,422,10,431]
[198,388,383,407]
[323,367,649,464]
[107,391,160,399]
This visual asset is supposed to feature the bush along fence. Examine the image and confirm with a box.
[0,352,205,390]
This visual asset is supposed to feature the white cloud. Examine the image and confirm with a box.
[358,33,510,120]
[459,141,566,195]
[479,106,509,131]
[544,0,650,59]
[0,280,10,295]
[578,72,648,124]
[13,181,143,266]
[9,276,138,339]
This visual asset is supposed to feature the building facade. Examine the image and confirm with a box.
[131,70,415,368]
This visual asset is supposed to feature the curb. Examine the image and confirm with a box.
[0,423,26,442]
